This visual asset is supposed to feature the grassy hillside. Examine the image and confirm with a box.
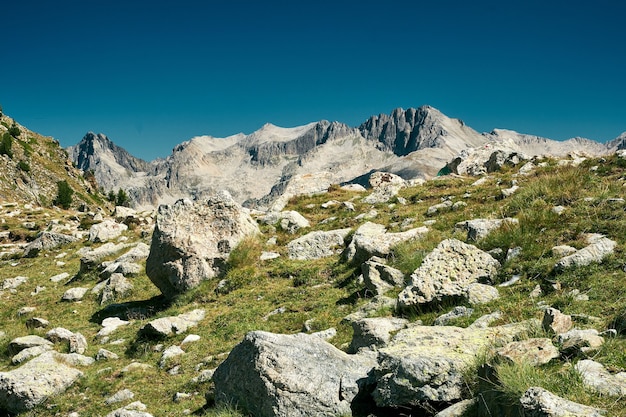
[0,154,625,416]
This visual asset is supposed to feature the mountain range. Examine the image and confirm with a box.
[68,105,625,210]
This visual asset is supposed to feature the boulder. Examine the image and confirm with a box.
[88,220,128,243]
[105,389,135,405]
[362,259,405,296]
[106,408,154,417]
[79,242,129,273]
[465,283,500,305]
[213,331,376,417]
[0,352,83,413]
[139,309,205,339]
[398,239,500,308]
[344,222,429,263]
[286,228,351,260]
[99,273,134,305]
[113,206,137,222]
[11,345,53,364]
[542,308,572,334]
[575,359,626,397]
[372,321,535,408]
[146,193,259,298]
[96,317,130,340]
[554,234,616,270]
[519,386,606,417]
[361,172,406,204]
[8,335,53,355]
[455,218,518,241]
[46,327,88,354]
[23,231,78,257]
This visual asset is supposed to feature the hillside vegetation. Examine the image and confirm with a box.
[0,153,625,416]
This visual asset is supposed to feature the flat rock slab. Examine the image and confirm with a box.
[0,352,83,413]
[139,309,205,338]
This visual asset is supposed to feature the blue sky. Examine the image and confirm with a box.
[2,0,625,161]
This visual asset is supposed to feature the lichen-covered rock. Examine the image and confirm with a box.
[557,329,604,356]
[286,228,351,260]
[398,239,500,308]
[348,317,409,353]
[61,287,89,302]
[496,338,560,366]
[465,283,500,305]
[146,193,259,298]
[519,386,605,417]
[434,399,477,417]
[0,352,83,413]
[213,331,376,417]
[554,234,616,270]
[372,321,534,408]
[455,217,518,241]
[433,306,474,326]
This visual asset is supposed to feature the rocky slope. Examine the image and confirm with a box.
[0,114,104,210]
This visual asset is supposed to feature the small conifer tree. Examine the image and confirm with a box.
[54,180,74,209]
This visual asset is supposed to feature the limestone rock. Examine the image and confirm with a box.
[11,345,53,364]
[496,338,560,366]
[105,408,154,417]
[362,172,406,204]
[146,193,259,298]
[348,317,409,353]
[554,234,616,270]
[551,245,577,257]
[259,210,310,234]
[286,228,351,260]
[160,345,185,368]
[97,317,130,340]
[434,399,477,417]
[542,308,572,334]
[433,306,474,326]
[213,331,376,417]
[0,351,83,413]
[344,222,429,263]
[575,359,626,397]
[466,283,500,305]
[23,231,78,257]
[79,242,129,273]
[61,287,89,302]
[398,239,500,308]
[519,386,606,417]
[25,317,49,329]
[105,389,135,405]
[557,329,604,356]
[89,220,128,242]
[427,200,453,216]
[1,276,28,290]
[8,335,53,355]
[455,217,519,241]
[139,309,206,339]
[362,259,405,296]
[99,273,134,305]
[372,321,534,408]
[96,348,119,361]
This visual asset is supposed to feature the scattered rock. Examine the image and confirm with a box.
[105,389,135,405]
[348,317,409,353]
[466,283,500,305]
[139,309,206,339]
[362,172,406,204]
[146,194,260,298]
[575,359,626,396]
[398,239,500,308]
[50,272,71,283]
[160,345,185,368]
[286,228,351,260]
[340,184,366,192]
[496,338,560,366]
[96,348,119,361]
[97,317,130,340]
[557,329,604,357]
[79,242,129,273]
[106,407,154,417]
[61,287,89,302]
[362,259,405,295]
[519,386,606,417]
[2,275,28,290]
[434,398,477,417]
[259,251,280,261]
[22,231,78,258]
[344,222,428,263]
[427,200,453,216]
[554,234,616,270]
[181,334,201,345]
[8,335,53,355]
[433,306,474,326]
[99,273,134,305]
[213,331,376,417]
[455,217,518,241]
[469,311,503,329]
[25,317,49,329]
[259,210,310,234]
[0,351,83,414]
[542,308,572,334]
[11,345,53,364]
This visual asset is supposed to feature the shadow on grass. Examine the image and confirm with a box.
[89,294,171,324]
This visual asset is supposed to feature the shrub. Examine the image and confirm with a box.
[8,123,20,138]
[54,180,74,209]
[0,132,13,158]
[17,161,30,172]
[116,188,130,207]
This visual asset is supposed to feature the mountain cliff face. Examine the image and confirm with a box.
[68,106,621,210]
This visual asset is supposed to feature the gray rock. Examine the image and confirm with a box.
[96,348,119,361]
[344,222,429,263]
[97,317,130,340]
[500,185,519,198]
[542,308,572,334]
[79,242,129,272]
[496,338,560,366]
[100,261,142,279]
[213,331,376,417]
[348,317,409,353]
[50,272,71,283]
[340,184,367,192]
[146,194,259,298]
[259,210,310,234]
[11,345,53,364]
[1,275,28,290]
[61,287,89,302]
[555,234,616,270]
[25,317,49,329]
[0,352,83,413]
[139,309,205,338]
[99,273,134,305]
[455,217,518,241]
[362,259,405,296]
[372,321,535,408]
[469,311,503,329]
[362,172,406,204]
[398,239,500,308]
[575,359,626,396]
[105,408,154,417]
[260,251,280,261]
[466,283,500,305]
[89,220,128,243]
[58,352,95,367]
[427,200,453,216]
[286,228,351,260]
[114,242,150,263]
[9,335,53,355]
[557,329,604,356]
[160,345,185,368]
[433,306,474,326]
[22,231,78,257]
[105,388,135,405]
[343,295,398,322]
[519,386,606,417]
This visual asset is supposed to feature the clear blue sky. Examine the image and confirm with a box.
[2,0,625,161]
